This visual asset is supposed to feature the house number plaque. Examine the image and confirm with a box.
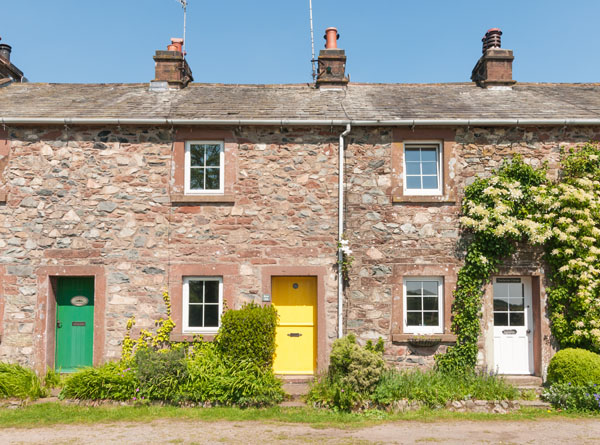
[71,296,89,307]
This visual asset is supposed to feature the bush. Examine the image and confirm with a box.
[217,303,278,369]
[372,369,519,408]
[328,334,386,394]
[61,362,139,401]
[307,377,362,411]
[542,382,600,411]
[134,347,187,402]
[546,348,600,385]
[0,362,46,400]
[182,343,284,407]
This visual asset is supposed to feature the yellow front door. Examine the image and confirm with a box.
[272,276,317,374]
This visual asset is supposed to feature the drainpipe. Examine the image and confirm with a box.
[338,123,351,339]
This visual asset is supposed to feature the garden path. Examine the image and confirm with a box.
[0,417,599,444]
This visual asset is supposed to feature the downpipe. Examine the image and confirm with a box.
[338,124,351,339]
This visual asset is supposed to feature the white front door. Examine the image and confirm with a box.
[492,277,534,375]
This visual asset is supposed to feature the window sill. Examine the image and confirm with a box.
[0,190,6,203]
[170,333,217,342]
[392,333,457,343]
[170,194,236,204]
[392,195,456,204]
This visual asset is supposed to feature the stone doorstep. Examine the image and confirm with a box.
[502,375,543,388]
[279,375,313,404]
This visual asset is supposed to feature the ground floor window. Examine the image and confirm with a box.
[182,276,223,333]
[403,277,443,334]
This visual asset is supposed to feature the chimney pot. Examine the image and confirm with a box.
[482,28,502,53]
[0,44,11,62]
[167,38,184,53]
[324,27,339,49]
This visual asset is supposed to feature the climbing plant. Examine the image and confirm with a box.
[436,143,600,373]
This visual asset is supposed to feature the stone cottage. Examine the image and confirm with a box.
[0,28,599,378]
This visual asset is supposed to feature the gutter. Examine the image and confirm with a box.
[2,118,600,126]
[338,124,351,339]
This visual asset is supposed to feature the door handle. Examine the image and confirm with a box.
[526,329,531,334]
[57,320,62,328]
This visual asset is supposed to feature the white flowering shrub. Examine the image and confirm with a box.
[437,144,600,372]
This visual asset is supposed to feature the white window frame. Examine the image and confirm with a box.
[182,276,223,334]
[184,141,225,194]
[403,277,444,334]
[403,142,443,196]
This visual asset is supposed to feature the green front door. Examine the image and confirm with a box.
[55,277,95,372]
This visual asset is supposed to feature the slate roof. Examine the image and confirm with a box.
[1,82,600,122]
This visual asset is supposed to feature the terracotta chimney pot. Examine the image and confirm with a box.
[168,38,184,53]
[324,27,339,49]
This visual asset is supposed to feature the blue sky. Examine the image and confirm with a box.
[1,0,598,84]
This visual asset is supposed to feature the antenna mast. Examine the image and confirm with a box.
[309,0,316,82]
[176,0,188,54]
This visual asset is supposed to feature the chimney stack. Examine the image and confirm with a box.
[152,38,193,89]
[0,37,24,83]
[471,28,515,88]
[316,27,349,88]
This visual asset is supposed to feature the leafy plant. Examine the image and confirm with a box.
[43,367,62,390]
[216,302,278,369]
[134,347,187,402]
[372,369,519,408]
[542,382,600,411]
[0,363,47,400]
[60,362,139,401]
[546,348,600,385]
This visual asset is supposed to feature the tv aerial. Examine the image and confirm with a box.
[175,0,188,55]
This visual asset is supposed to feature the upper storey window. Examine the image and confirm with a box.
[184,141,224,194]
[404,143,442,196]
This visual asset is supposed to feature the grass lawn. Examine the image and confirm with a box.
[0,403,596,429]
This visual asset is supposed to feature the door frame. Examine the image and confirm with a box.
[485,274,543,376]
[261,266,327,373]
[33,266,106,375]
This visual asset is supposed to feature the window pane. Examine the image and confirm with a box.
[405,161,421,175]
[189,305,203,327]
[423,312,439,326]
[421,161,437,175]
[406,311,422,326]
[405,148,420,162]
[204,281,219,303]
[494,283,509,300]
[204,305,219,327]
[406,176,421,189]
[494,312,508,326]
[406,281,422,296]
[510,313,524,326]
[422,176,438,189]
[420,148,437,161]
[190,145,205,166]
[190,168,205,190]
[188,281,203,303]
[422,281,438,296]
[407,297,422,310]
[509,298,524,312]
[205,168,220,190]
[493,297,508,311]
[423,297,438,310]
[205,145,221,167]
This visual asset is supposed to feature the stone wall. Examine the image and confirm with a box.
[1,124,599,376]
[0,126,340,369]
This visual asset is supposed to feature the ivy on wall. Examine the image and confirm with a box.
[436,143,600,373]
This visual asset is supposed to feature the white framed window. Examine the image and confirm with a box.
[184,141,224,194]
[182,276,223,333]
[403,143,442,196]
[403,277,443,334]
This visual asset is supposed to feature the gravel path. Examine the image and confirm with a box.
[1,417,599,444]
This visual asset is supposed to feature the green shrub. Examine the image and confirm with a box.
[546,348,600,385]
[328,334,386,394]
[0,362,46,400]
[182,343,284,407]
[43,367,62,390]
[61,362,139,401]
[216,303,278,369]
[372,369,519,408]
[134,347,187,402]
[307,376,362,411]
[542,382,600,411]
